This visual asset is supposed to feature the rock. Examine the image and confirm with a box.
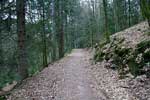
[108,59,113,63]
[50,95,55,99]
[110,64,118,69]
[135,53,143,64]
[125,73,134,78]
[135,75,147,82]
[104,62,111,68]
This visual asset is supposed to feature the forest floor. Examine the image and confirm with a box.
[7,49,141,100]
[6,22,150,100]
[7,49,103,100]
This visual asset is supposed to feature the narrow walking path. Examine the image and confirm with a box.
[7,49,102,100]
[55,49,99,100]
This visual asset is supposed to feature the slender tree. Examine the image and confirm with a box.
[17,0,28,79]
[0,1,3,67]
[128,0,131,27]
[103,0,109,41]
[140,0,150,27]
[42,0,48,67]
[55,0,64,58]
[59,0,64,58]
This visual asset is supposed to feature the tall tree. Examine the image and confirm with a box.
[140,0,150,27]
[55,0,65,58]
[103,0,109,41]
[128,0,131,27]
[0,1,3,67]
[42,0,48,67]
[59,0,64,58]
[113,0,120,32]
[17,0,28,79]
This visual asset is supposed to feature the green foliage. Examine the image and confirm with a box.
[28,65,40,76]
[127,56,140,77]
[0,69,19,88]
[144,30,150,36]
[140,0,150,19]
[137,40,150,53]
[94,40,109,61]
[0,96,6,100]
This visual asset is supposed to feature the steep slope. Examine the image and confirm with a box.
[93,21,150,99]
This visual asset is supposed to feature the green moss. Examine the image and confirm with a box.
[94,35,150,78]
[143,49,150,63]
[94,50,105,62]
[145,31,150,36]
[137,40,150,53]
[0,96,6,100]
[94,40,110,62]
[98,40,109,48]
[128,57,140,77]
[115,47,131,57]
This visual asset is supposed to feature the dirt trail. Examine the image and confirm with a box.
[55,49,100,100]
[8,49,103,100]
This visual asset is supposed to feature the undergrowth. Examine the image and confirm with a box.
[94,37,150,78]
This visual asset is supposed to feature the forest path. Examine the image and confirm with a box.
[8,49,103,100]
[54,49,100,100]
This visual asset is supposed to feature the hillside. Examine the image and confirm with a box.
[94,21,150,99]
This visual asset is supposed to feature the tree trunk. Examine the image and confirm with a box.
[128,0,131,27]
[59,23,64,58]
[113,0,119,32]
[59,0,64,58]
[8,6,12,32]
[0,2,3,67]
[17,0,28,80]
[42,0,48,67]
[103,0,109,41]
[54,0,64,58]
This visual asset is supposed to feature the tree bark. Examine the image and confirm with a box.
[128,0,131,27]
[42,0,48,67]
[17,0,28,79]
[59,0,64,58]
[103,0,109,41]
[0,2,3,67]
[0,19,3,68]
[56,0,64,58]
[148,19,150,27]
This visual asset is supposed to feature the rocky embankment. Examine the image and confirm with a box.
[93,22,150,100]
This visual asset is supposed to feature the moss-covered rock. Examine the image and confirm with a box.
[94,34,150,78]
[137,40,150,53]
